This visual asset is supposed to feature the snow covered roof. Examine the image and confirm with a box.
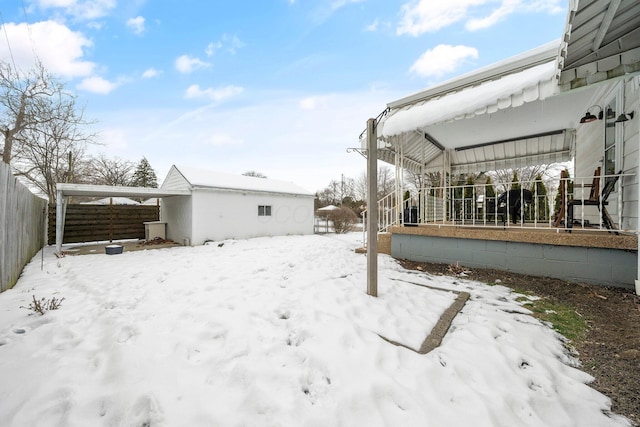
[369,41,606,174]
[168,166,314,197]
[56,183,189,198]
[380,42,561,138]
[386,41,561,113]
[382,60,558,138]
[317,204,339,211]
[82,197,140,205]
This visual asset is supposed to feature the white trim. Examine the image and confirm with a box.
[56,183,189,198]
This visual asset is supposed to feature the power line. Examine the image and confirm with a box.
[0,11,18,72]
[20,0,41,64]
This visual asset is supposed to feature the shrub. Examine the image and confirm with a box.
[22,295,65,315]
[329,207,358,234]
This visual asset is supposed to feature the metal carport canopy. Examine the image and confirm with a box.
[55,183,190,253]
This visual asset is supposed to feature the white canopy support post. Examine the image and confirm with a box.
[55,188,67,254]
[367,118,378,297]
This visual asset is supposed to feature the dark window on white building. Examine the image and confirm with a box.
[258,205,272,216]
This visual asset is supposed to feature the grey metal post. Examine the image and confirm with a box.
[55,189,63,254]
[367,118,378,297]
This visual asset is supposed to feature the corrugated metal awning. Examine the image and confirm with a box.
[380,60,559,139]
[558,0,640,88]
[370,43,599,174]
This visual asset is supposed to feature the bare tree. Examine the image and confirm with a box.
[0,61,96,201]
[243,170,267,178]
[377,165,395,200]
[353,166,396,202]
[489,165,553,193]
[354,171,367,202]
[12,93,95,202]
[87,155,135,186]
[1,61,58,164]
[317,180,341,206]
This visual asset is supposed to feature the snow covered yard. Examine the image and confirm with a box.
[0,233,631,427]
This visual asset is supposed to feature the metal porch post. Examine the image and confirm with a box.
[367,118,378,297]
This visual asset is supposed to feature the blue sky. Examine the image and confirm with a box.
[1,0,568,192]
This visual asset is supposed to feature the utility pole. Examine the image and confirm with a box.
[341,174,344,207]
[366,118,378,297]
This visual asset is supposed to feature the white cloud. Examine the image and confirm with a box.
[175,55,210,74]
[206,34,245,57]
[77,76,118,94]
[35,0,116,20]
[311,0,365,25]
[141,68,160,78]
[397,0,481,35]
[205,134,244,146]
[365,19,379,32]
[409,44,479,78]
[205,41,223,57]
[299,95,332,110]
[466,0,522,30]
[224,34,245,55]
[0,21,95,78]
[329,0,365,13]
[397,0,564,36]
[126,16,145,35]
[184,84,244,102]
[100,128,129,150]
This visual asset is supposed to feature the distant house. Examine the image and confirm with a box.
[160,165,315,245]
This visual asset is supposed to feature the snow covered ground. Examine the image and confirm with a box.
[0,233,631,426]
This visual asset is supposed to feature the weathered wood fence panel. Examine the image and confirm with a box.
[0,162,47,293]
[47,204,160,244]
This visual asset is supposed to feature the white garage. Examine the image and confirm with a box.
[160,165,315,245]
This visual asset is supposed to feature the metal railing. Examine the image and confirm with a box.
[362,172,635,247]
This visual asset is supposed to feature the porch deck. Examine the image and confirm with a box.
[388,223,637,251]
[387,223,637,288]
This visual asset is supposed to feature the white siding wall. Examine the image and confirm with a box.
[161,195,193,245]
[573,77,639,230]
[621,76,640,230]
[161,167,190,191]
[575,122,604,179]
[190,189,314,244]
[574,110,605,225]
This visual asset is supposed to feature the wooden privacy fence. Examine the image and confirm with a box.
[48,204,160,245]
[0,162,47,293]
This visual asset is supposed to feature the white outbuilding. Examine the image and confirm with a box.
[160,165,315,245]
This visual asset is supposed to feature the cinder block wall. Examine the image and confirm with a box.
[392,234,637,289]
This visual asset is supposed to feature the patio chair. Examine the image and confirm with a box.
[567,170,620,233]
